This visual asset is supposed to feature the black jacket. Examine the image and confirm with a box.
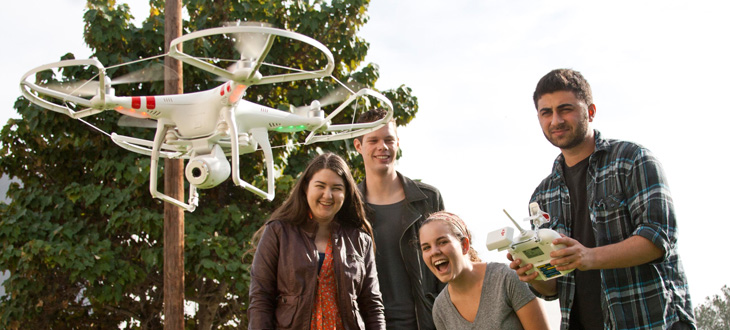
[358,172,445,330]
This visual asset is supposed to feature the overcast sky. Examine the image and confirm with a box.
[2,0,729,326]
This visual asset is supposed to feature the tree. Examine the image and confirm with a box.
[695,285,730,330]
[0,0,419,328]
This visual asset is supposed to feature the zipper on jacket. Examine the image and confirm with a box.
[400,212,423,329]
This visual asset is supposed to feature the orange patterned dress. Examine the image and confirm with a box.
[310,238,344,329]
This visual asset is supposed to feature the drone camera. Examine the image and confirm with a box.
[185,145,231,189]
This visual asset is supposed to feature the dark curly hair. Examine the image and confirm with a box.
[533,68,593,108]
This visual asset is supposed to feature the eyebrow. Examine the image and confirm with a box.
[314,180,344,188]
[539,103,575,112]
[366,134,395,141]
[421,235,449,246]
[557,103,574,109]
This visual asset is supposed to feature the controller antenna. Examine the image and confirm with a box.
[503,209,529,238]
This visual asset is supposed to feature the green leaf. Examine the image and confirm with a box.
[201,259,216,269]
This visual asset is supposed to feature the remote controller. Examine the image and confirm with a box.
[486,202,574,281]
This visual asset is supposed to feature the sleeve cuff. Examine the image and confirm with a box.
[633,224,671,262]
[529,285,559,301]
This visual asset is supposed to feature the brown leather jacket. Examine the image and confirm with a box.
[248,219,385,330]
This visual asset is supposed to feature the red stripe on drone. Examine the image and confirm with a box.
[146,96,156,110]
[132,97,141,109]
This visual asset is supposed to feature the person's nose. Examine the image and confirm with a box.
[551,113,564,126]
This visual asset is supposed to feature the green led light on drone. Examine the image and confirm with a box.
[275,125,307,132]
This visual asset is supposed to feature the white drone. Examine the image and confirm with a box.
[19,23,393,212]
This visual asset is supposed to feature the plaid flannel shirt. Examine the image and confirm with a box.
[530,130,695,330]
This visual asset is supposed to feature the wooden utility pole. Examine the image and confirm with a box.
[163,0,184,329]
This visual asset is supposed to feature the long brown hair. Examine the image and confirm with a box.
[250,153,373,250]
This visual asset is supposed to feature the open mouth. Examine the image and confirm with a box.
[434,259,449,273]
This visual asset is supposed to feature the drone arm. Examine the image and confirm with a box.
[225,106,275,201]
[304,88,394,144]
[169,48,235,81]
[248,34,276,80]
[149,121,197,212]
[256,71,334,85]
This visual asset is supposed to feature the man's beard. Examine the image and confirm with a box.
[545,118,589,150]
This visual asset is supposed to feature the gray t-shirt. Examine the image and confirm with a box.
[433,263,536,330]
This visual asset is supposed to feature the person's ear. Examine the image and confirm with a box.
[461,237,470,255]
[588,104,597,121]
[353,138,362,154]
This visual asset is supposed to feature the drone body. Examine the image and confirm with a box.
[20,25,393,212]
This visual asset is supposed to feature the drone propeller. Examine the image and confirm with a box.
[220,22,276,82]
[43,80,100,97]
[292,83,362,116]
[43,63,171,97]
[229,22,274,61]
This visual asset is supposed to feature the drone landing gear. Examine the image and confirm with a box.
[149,120,199,212]
[226,107,275,201]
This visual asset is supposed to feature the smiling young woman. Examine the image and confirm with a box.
[419,211,550,330]
[248,153,385,330]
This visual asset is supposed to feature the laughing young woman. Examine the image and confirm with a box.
[419,211,549,330]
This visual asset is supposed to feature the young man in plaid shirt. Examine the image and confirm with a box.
[509,68,695,330]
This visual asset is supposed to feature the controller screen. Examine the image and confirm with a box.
[524,246,544,258]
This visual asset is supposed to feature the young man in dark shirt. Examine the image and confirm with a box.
[354,109,445,330]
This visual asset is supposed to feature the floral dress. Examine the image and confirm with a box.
[310,238,344,329]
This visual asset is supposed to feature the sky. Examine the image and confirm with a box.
[2,0,729,326]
